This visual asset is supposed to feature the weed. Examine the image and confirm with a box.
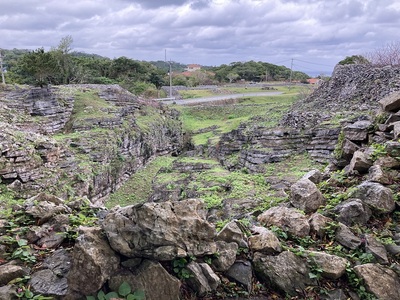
[172,257,192,279]
[87,281,144,300]
[370,143,387,161]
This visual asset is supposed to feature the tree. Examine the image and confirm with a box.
[338,55,369,65]
[51,35,74,84]
[366,41,400,66]
[17,48,58,86]
[227,72,239,83]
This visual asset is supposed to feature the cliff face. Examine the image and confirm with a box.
[0,84,183,204]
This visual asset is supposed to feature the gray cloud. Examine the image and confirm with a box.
[1,0,399,75]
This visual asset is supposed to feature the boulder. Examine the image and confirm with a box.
[0,263,28,286]
[341,139,360,160]
[335,223,361,249]
[212,241,238,272]
[186,262,220,297]
[308,213,333,238]
[103,199,217,260]
[301,169,323,184]
[306,251,348,279]
[0,285,17,300]
[225,260,253,292]
[216,221,247,247]
[365,234,389,264]
[258,206,310,237]
[248,226,281,254]
[290,178,325,213]
[368,165,393,185]
[333,199,372,226]
[30,248,71,297]
[354,263,400,300]
[347,150,373,174]
[25,193,71,225]
[352,182,395,213]
[253,251,316,296]
[343,120,372,141]
[379,91,400,112]
[67,226,120,296]
[109,260,181,300]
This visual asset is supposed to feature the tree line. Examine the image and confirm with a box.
[1,36,313,97]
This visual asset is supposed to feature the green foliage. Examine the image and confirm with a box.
[346,264,377,300]
[172,257,192,279]
[333,130,345,159]
[370,143,387,161]
[338,55,369,65]
[87,281,144,300]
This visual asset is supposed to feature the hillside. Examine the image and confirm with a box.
[0,65,400,300]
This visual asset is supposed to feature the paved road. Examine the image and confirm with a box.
[159,91,283,105]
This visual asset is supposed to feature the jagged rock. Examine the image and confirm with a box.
[25,193,71,225]
[212,241,238,272]
[29,248,71,297]
[27,223,67,249]
[0,285,17,300]
[365,234,389,264]
[385,141,400,158]
[290,178,325,213]
[354,263,400,300]
[103,199,216,260]
[368,165,392,184]
[335,223,361,249]
[306,251,348,279]
[225,260,253,292]
[308,212,333,238]
[258,206,310,237]
[301,169,323,184]
[0,263,28,286]
[109,260,181,300]
[216,221,247,247]
[347,150,373,174]
[352,182,395,213]
[390,121,400,139]
[333,199,372,226]
[342,139,360,160]
[248,226,281,254]
[385,243,400,256]
[379,91,400,112]
[375,156,400,169]
[186,262,220,296]
[67,226,120,296]
[253,251,316,296]
[343,120,372,141]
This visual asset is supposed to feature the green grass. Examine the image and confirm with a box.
[72,90,114,120]
[105,156,175,208]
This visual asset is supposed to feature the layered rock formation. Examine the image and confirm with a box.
[0,84,183,203]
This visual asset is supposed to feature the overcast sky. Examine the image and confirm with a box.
[1,0,399,76]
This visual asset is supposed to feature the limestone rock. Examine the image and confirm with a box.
[308,213,333,238]
[342,139,360,160]
[365,234,389,264]
[347,150,373,174]
[253,251,316,296]
[248,226,281,254]
[333,199,372,226]
[335,223,361,249]
[225,260,253,292]
[186,262,220,296]
[0,263,28,286]
[306,251,348,279]
[290,178,325,213]
[368,165,393,185]
[0,285,17,300]
[67,226,120,296]
[25,193,71,225]
[216,220,247,247]
[343,120,372,141]
[352,182,395,213]
[354,263,400,300]
[301,169,323,184]
[30,248,71,297]
[258,206,310,237]
[379,91,400,112]
[109,260,181,300]
[103,199,216,260]
[212,241,238,272]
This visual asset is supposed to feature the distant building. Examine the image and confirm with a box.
[185,64,202,72]
[306,78,323,85]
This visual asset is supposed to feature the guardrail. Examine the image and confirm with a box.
[155,97,176,101]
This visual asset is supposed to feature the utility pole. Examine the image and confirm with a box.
[289,58,293,87]
[0,50,5,85]
[165,49,172,98]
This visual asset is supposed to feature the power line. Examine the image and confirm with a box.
[293,58,334,67]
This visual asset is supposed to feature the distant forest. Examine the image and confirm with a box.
[0,37,311,97]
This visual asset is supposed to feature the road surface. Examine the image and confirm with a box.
[159,91,283,105]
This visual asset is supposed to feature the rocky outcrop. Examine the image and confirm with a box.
[0,84,183,203]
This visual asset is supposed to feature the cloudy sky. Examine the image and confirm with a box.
[1,0,399,75]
